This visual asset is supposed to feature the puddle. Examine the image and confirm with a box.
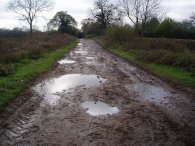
[58,59,76,64]
[77,43,83,46]
[127,83,169,103]
[75,50,88,55]
[85,61,102,66]
[86,57,96,60]
[35,74,106,94]
[82,101,119,116]
[42,94,60,105]
[34,74,107,105]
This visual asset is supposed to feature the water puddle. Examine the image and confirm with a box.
[127,83,169,103]
[77,43,83,46]
[82,101,119,116]
[75,50,88,55]
[34,74,107,105]
[85,61,102,66]
[86,57,96,60]
[35,74,106,94]
[58,59,76,64]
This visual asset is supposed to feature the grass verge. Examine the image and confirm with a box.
[95,39,195,90]
[0,40,77,113]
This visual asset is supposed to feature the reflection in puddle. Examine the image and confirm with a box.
[35,74,106,94]
[82,101,119,116]
[58,59,76,64]
[85,61,102,66]
[86,56,96,60]
[34,74,107,105]
[127,83,169,103]
[75,50,88,55]
[77,43,83,46]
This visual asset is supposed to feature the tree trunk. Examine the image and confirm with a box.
[30,22,33,35]
[135,18,139,36]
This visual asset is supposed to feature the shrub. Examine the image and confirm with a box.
[0,64,16,76]
[28,49,43,59]
[82,22,105,36]
[105,25,136,45]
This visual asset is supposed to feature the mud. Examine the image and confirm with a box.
[0,39,194,146]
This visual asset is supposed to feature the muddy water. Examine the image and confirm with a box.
[82,101,119,116]
[58,59,76,64]
[126,83,170,103]
[34,74,106,94]
[33,74,106,105]
[0,39,194,146]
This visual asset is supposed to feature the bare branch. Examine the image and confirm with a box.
[8,0,54,34]
[120,0,166,35]
[91,0,123,28]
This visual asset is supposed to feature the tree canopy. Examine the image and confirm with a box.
[48,11,77,35]
[91,0,123,29]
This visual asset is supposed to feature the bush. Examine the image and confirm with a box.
[77,31,84,38]
[0,64,16,76]
[82,22,105,36]
[105,25,136,45]
[103,25,195,72]
[28,49,43,59]
[136,49,195,72]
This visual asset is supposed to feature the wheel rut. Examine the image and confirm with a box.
[0,39,194,146]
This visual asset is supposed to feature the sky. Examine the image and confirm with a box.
[0,0,195,30]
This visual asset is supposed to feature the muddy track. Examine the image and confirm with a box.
[0,39,194,146]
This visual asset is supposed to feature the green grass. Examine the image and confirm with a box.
[0,41,77,113]
[95,39,195,89]
[146,64,195,88]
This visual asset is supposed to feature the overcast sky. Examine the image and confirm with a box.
[0,0,195,30]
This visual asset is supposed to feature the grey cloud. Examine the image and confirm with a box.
[0,0,195,29]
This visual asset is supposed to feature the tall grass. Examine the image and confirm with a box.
[104,26,195,72]
[0,34,73,63]
[96,25,195,89]
[0,34,74,76]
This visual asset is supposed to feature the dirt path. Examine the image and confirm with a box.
[0,39,194,146]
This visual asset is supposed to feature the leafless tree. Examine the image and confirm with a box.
[120,0,166,35]
[8,0,53,35]
[190,12,195,25]
[91,0,123,29]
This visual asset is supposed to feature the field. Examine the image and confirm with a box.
[0,34,77,112]
[95,29,195,90]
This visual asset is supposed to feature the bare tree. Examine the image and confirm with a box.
[120,0,165,35]
[190,12,195,25]
[91,0,123,29]
[8,0,53,35]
